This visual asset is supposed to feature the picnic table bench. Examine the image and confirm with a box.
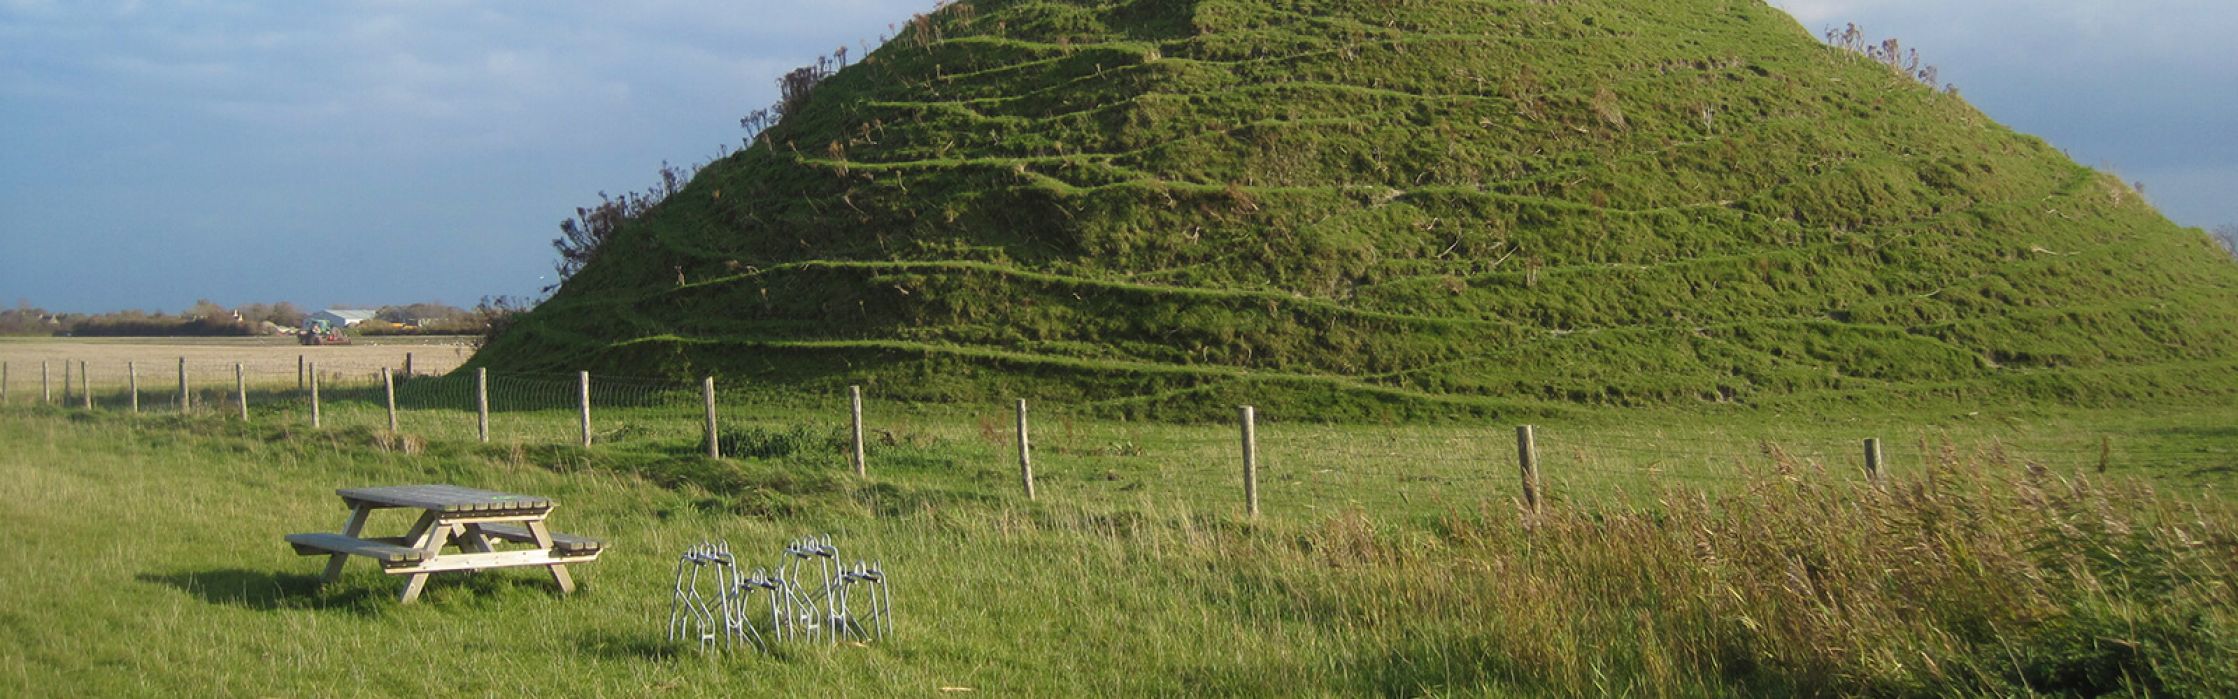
[285,484,605,603]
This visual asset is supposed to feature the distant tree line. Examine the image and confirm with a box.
[0,299,527,338]
[0,300,306,338]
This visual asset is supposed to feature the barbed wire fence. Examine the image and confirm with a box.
[0,353,2221,519]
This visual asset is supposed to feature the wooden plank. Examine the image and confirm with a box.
[703,376,720,459]
[527,520,577,594]
[430,513,554,525]
[286,533,428,564]
[850,385,867,476]
[402,511,445,551]
[336,485,552,513]
[1018,399,1036,500]
[309,363,320,428]
[1518,425,1542,517]
[398,572,430,604]
[476,368,490,443]
[234,362,247,421]
[1865,438,1886,488]
[1241,405,1259,518]
[459,524,496,554]
[475,523,606,553]
[379,548,593,575]
[382,368,398,434]
[395,514,452,604]
[578,370,592,448]
[322,504,374,583]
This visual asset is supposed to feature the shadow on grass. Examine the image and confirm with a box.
[137,569,386,615]
[141,566,589,614]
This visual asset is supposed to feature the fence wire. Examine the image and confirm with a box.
[1,352,2228,517]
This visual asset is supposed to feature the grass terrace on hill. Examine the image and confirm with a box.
[476,0,2238,418]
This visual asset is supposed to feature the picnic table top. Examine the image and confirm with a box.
[336,484,554,514]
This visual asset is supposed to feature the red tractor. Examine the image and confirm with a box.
[299,319,351,345]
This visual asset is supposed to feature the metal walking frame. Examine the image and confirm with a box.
[665,534,891,653]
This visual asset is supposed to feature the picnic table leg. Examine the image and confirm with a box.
[322,504,374,584]
[398,572,432,604]
[460,524,496,553]
[525,520,577,595]
[398,514,456,604]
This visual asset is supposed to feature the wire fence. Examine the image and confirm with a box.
[1,353,2227,519]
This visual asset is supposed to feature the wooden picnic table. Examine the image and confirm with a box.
[285,484,605,603]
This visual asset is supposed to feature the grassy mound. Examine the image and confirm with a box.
[476,0,2238,419]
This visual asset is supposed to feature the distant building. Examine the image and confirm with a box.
[308,309,379,328]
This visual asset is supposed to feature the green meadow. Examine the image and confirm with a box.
[2,393,2232,696]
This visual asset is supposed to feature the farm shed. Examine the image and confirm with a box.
[308,309,379,328]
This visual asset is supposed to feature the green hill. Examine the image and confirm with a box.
[474,0,2238,419]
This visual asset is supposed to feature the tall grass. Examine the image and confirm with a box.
[1247,458,2238,695]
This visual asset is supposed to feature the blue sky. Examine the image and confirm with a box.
[1,1,2231,313]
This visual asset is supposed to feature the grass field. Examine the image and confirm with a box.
[3,365,2235,694]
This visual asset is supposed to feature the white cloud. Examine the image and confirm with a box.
[1769,0,1857,25]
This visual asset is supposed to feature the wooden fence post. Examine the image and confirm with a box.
[2098,436,2111,475]
[1241,405,1259,518]
[1864,438,1885,488]
[476,368,490,443]
[703,377,720,459]
[297,354,305,391]
[177,357,188,412]
[61,358,71,406]
[383,368,398,434]
[1,360,7,404]
[128,362,138,413]
[1018,399,1036,500]
[42,361,51,404]
[235,363,248,421]
[404,352,414,379]
[577,371,592,448]
[309,363,321,429]
[850,386,867,476]
[80,361,91,410]
[1518,425,1542,516]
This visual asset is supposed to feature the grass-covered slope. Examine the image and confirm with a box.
[476,0,2238,418]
